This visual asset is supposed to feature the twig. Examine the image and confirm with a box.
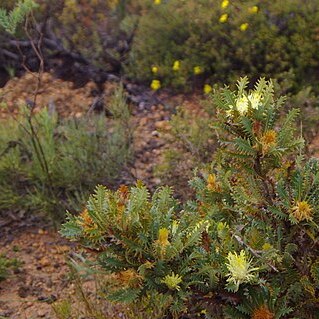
[233,234,279,272]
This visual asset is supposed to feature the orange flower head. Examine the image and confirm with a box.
[260,130,277,154]
[251,305,274,319]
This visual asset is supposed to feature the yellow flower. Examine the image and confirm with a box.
[158,228,170,247]
[151,66,158,74]
[194,66,202,75]
[203,84,213,94]
[221,0,229,9]
[291,201,313,222]
[150,79,161,91]
[172,60,180,71]
[226,250,258,291]
[252,305,275,319]
[154,0,161,4]
[161,272,182,291]
[240,23,249,31]
[219,13,228,23]
[248,5,259,14]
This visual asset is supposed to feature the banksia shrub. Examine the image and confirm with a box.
[62,78,319,318]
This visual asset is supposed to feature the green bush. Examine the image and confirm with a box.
[0,86,132,222]
[128,0,319,93]
[62,78,319,318]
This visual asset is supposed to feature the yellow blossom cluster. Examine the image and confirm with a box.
[150,60,209,92]
[218,1,259,31]
[226,250,258,290]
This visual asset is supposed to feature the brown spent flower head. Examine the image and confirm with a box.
[260,130,277,154]
[118,184,129,200]
[77,209,98,233]
[291,201,313,222]
[207,174,221,192]
[251,305,275,319]
[116,269,142,287]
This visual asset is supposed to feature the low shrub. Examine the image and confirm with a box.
[62,78,319,318]
[0,254,21,282]
[0,86,132,222]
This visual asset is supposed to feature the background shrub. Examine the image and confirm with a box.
[128,0,319,93]
[0,86,132,222]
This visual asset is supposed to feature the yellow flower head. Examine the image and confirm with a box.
[248,5,259,14]
[207,173,221,192]
[291,201,313,222]
[240,23,249,31]
[150,79,161,91]
[262,243,273,251]
[194,66,202,75]
[221,0,229,9]
[226,250,258,291]
[158,228,170,247]
[172,60,180,71]
[235,94,249,114]
[219,13,228,23]
[154,0,161,5]
[248,92,262,109]
[204,84,213,94]
[161,272,182,290]
[151,66,158,74]
[228,92,262,116]
[252,305,274,319]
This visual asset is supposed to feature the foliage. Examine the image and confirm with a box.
[0,86,132,222]
[62,78,319,318]
[155,104,217,200]
[128,0,319,93]
[0,0,37,34]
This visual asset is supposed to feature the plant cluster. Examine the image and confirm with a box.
[62,78,319,318]
[0,86,132,222]
[0,254,21,282]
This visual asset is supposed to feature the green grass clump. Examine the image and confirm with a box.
[0,86,132,222]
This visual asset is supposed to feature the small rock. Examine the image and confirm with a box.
[39,257,50,267]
